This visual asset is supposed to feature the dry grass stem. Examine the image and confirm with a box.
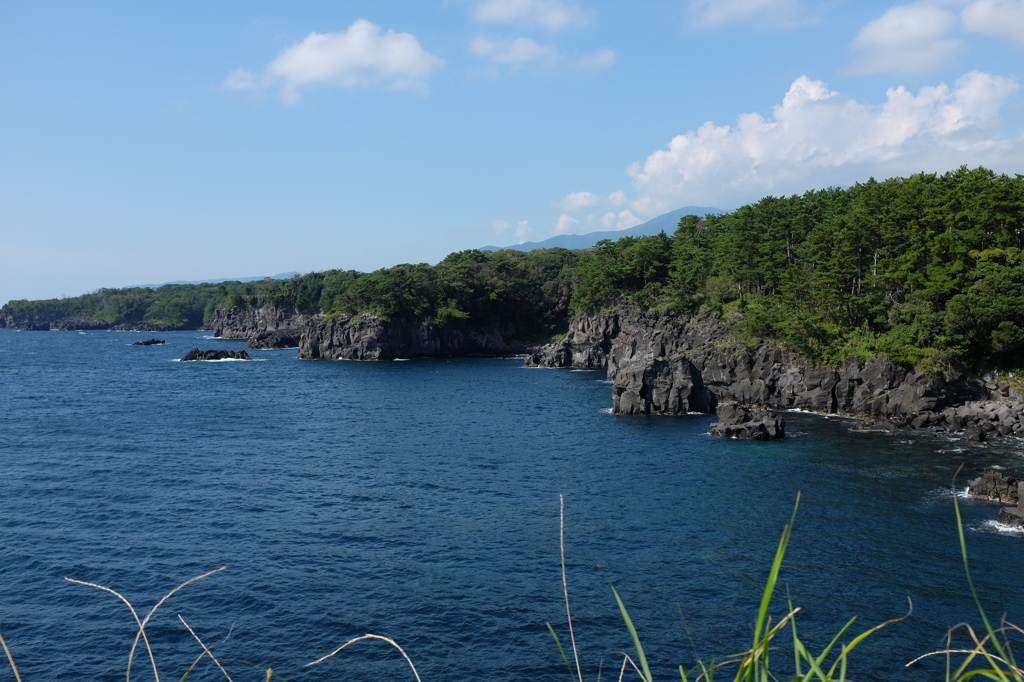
[617,654,629,682]
[306,633,423,682]
[178,615,234,682]
[0,631,24,682]
[64,577,160,682]
[67,565,228,682]
[560,494,584,682]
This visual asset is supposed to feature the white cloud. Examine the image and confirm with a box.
[222,19,443,102]
[615,210,642,230]
[492,218,535,242]
[568,72,1020,221]
[474,0,590,30]
[514,220,534,241]
[492,219,513,234]
[472,36,560,65]
[555,213,580,234]
[688,0,805,28]
[850,3,962,76]
[963,0,1024,47]
[576,48,616,70]
[559,191,602,212]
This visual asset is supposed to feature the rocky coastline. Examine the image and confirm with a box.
[12,300,1024,442]
[525,304,1023,439]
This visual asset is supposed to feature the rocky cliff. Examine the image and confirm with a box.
[212,305,305,348]
[526,304,1023,436]
[297,314,525,360]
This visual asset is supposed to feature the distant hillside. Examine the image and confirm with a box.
[127,272,298,289]
[481,206,722,252]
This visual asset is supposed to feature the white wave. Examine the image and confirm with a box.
[980,520,1024,535]
[201,335,217,339]
[601,407,614,414]
[598,379,614,384]
[173,358,268,363]
[393,358,411,362]
[78,332,86,335]
[957,485,973,499]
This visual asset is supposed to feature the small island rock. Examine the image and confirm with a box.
[709,404,785,440]
[180,348,252,362]
[132,338,166,346]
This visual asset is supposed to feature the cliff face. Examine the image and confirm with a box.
[526,304,1023,436]
[213,305,305,348]
[298,314,524,360]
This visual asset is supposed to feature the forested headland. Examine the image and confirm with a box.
[4,166,1023,374]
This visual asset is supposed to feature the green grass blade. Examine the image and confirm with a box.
[547,623,578,681]
[746,493,800,682]
[610,583,653,682]
[952,466,1013,671]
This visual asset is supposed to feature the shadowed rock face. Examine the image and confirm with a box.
[525,303,1024,435]
[214,305,303,341]
[132,338,166,346]
[245,330,301,350]
[297,314,525,361]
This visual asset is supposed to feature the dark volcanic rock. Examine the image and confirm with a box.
[709,404,785,440]
[19,322,51,331]
[998,504,1024,529]
[180,348,252,362]
[524,303,1024,436]
[132,338,166,346]
[245,330,301,350]
[214,305,304,342]
[298,314,524,360]
[968,466,1018,504]
[612,353,716,415]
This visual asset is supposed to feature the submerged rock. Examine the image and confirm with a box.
[180,348,251,362]
[708,404,785,440]
[132,338,166,346]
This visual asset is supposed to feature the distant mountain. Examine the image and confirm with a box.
[481,206,723,252]
[126,272,298,289]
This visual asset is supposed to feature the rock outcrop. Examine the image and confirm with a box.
[180,348,252,362]
[18,322,51,331]
[213,305,304,341]
[298,314,524,360]
[709,404,785,440]
[132,338,166,346]
[245,330,301,350]
[966,466,1024,528]
[968,466,1019,505]
[525,303,1023,436]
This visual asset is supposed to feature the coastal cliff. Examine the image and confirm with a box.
[526,304,1024,437]
[297,314,524,360]
[213,305,305,349]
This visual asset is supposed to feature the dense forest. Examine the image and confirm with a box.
[4,166,1023,373]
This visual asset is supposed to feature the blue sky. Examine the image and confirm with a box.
[2,0,1023,302]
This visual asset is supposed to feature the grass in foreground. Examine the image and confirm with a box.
[0,476,1021,681]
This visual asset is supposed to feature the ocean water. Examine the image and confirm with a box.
[1,328,1023,681]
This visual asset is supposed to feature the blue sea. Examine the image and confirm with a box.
[1,328,1023,681]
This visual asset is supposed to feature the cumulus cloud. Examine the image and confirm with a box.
[962,0,1024,48]
[850,3,962,76]
[575,48,616,70]
[688,0,806,28]
[560,72,1021,223]
[222,19,443,102]
[559,191,601,212]
[492,219,535,242]
[474,0,590,30]
[555,213,580,234]
[472,36,560,65]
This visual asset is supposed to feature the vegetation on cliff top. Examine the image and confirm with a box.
[3,166,1023,372]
